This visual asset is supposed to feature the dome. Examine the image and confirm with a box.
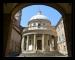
[30,11,49,20]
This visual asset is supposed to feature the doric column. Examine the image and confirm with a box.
[26,35,29,51]
[42,34,44,51]
[49,35,51,51]
[34,34,36,51]
[21,36,25,52]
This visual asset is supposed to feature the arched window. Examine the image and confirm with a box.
[33,23,36,27]
[38,23,41,28]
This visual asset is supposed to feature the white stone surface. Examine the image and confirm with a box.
[30,11,49,20]
[30,15,49,20]
[29,45,32,50]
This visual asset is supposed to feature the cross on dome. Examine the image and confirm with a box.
[30,10,49,20]
[37,11,42,15]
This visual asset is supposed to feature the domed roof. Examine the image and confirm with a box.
[30,11,49,20]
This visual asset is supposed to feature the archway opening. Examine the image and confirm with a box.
[5,3,70,56]
[13,4,68,56]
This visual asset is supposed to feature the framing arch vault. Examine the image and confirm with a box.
[3,3,72,57]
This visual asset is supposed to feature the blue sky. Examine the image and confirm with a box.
[20,5,62,27]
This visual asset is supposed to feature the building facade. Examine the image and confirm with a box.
[56,18,68,55]
[21,11,58,53]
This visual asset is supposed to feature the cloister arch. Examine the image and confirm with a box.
[11,3,66,20]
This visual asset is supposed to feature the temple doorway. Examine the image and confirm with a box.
[37,40,42,50]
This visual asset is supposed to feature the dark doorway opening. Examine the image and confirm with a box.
[37,40,42,50]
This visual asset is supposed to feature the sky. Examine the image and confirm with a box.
[20,5,62,27]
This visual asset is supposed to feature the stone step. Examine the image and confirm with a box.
[18,51,66,57]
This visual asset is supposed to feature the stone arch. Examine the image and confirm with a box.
[11,3,66,21]
[4,3,72,56]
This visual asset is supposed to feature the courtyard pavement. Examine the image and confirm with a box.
[17,51,68,57]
